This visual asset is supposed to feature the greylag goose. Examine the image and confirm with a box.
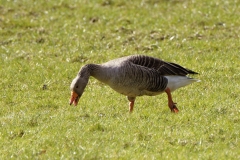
[70,55,199,113]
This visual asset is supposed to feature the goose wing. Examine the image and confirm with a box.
[127,55,198,76]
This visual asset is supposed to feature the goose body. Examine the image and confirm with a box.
[70,55,199,113]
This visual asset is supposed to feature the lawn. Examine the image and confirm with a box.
[0,0,239,159]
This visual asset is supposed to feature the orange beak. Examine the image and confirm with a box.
[69,91,79,106]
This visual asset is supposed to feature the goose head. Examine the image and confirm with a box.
[69,75,89,106]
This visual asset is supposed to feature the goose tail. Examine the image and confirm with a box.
[165,76,200,92]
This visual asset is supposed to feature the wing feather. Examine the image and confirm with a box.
[128,55,198,76]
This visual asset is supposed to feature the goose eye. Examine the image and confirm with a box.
[76,85,79,88]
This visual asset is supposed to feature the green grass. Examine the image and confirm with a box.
[0,0,239,159]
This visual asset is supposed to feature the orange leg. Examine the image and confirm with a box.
[129,101,134,112]
[165,88,179,113]
[128,97,136,112]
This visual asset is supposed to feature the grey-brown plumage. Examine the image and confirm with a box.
[70,55,199,113]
